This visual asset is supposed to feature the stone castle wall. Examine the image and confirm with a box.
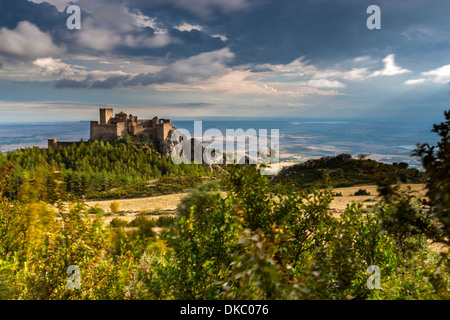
[90,121,119,140]
[48,139,80,150]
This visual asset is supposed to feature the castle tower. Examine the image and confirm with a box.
[100,108,114,124]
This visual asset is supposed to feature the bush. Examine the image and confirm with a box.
[156,215,175,228]
[110,217,128,228]
[176,180,222,233]
[110,201,120,214]
[354,189,371,196]
[88,205,105,215]
[127,215,156,238]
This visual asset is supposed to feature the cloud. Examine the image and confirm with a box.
[153,47,234,82]
[77,27,123,51]
[57,47,235,88]
[211,34,228,41]
[70,0,175,52]
[308,79,345,88]
[0,21,65,59]
[55,78,90,89]
[353,56,371,63]
[159,0,254,17]
[76,22,173,51]
[370,54,411,77]
[33,57,85,76]
[403,64,450,85]
[421,64,450,83]
[404,78,426,85]
[28,0,71,11]
[91,75,131,89]
[124,33,173,48]
[174,23,203,32]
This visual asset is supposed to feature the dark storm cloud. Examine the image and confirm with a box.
[132,0,257,21]
[4,0,450,66]
[132,0,450,66]
[0,0,65,31]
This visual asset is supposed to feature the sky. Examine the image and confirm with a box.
[0,0,450,122]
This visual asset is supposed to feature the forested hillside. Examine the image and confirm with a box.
[0,136,213,201]
[273,153,425,189]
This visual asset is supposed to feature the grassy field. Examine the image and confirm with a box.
[84,183,427,224]
[329,183,427,212]
[84,182,450,253]
[84,192,189,226]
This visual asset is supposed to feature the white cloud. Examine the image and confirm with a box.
[175,23,203,32]
[0,21,65,59]
[353,56,371,63]
[33,57,85,76]
[308,79,345,88]
[403,64,450,85]
[67,0,174,51]
[77,27,122,51]
[75,4,174,52]
[404,78,426,85]
[212,34,228,41]
[340,68,369,80]
[158,47,235,82]
[77,21,173,51]
[174,23,228,41]
[421,64,450,83]
[130,11,159,29]
[370,54,411,77]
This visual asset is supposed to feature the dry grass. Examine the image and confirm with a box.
[83,183,448,253]
[84,183,427,226]
[329,183,427,212]
[84,193,188,226]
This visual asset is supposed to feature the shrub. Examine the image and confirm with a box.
[354,189,371,196]
[176,180,222,233]
[127,215,156,238]
[110,201,120,214]
[110,217,128,228]
[156,215,175,227]
[88,205,105,215]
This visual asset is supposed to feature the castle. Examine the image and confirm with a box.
[90,108,174,141]
[48,108,175,149]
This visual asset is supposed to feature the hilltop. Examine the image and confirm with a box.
[272,153,425,189]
